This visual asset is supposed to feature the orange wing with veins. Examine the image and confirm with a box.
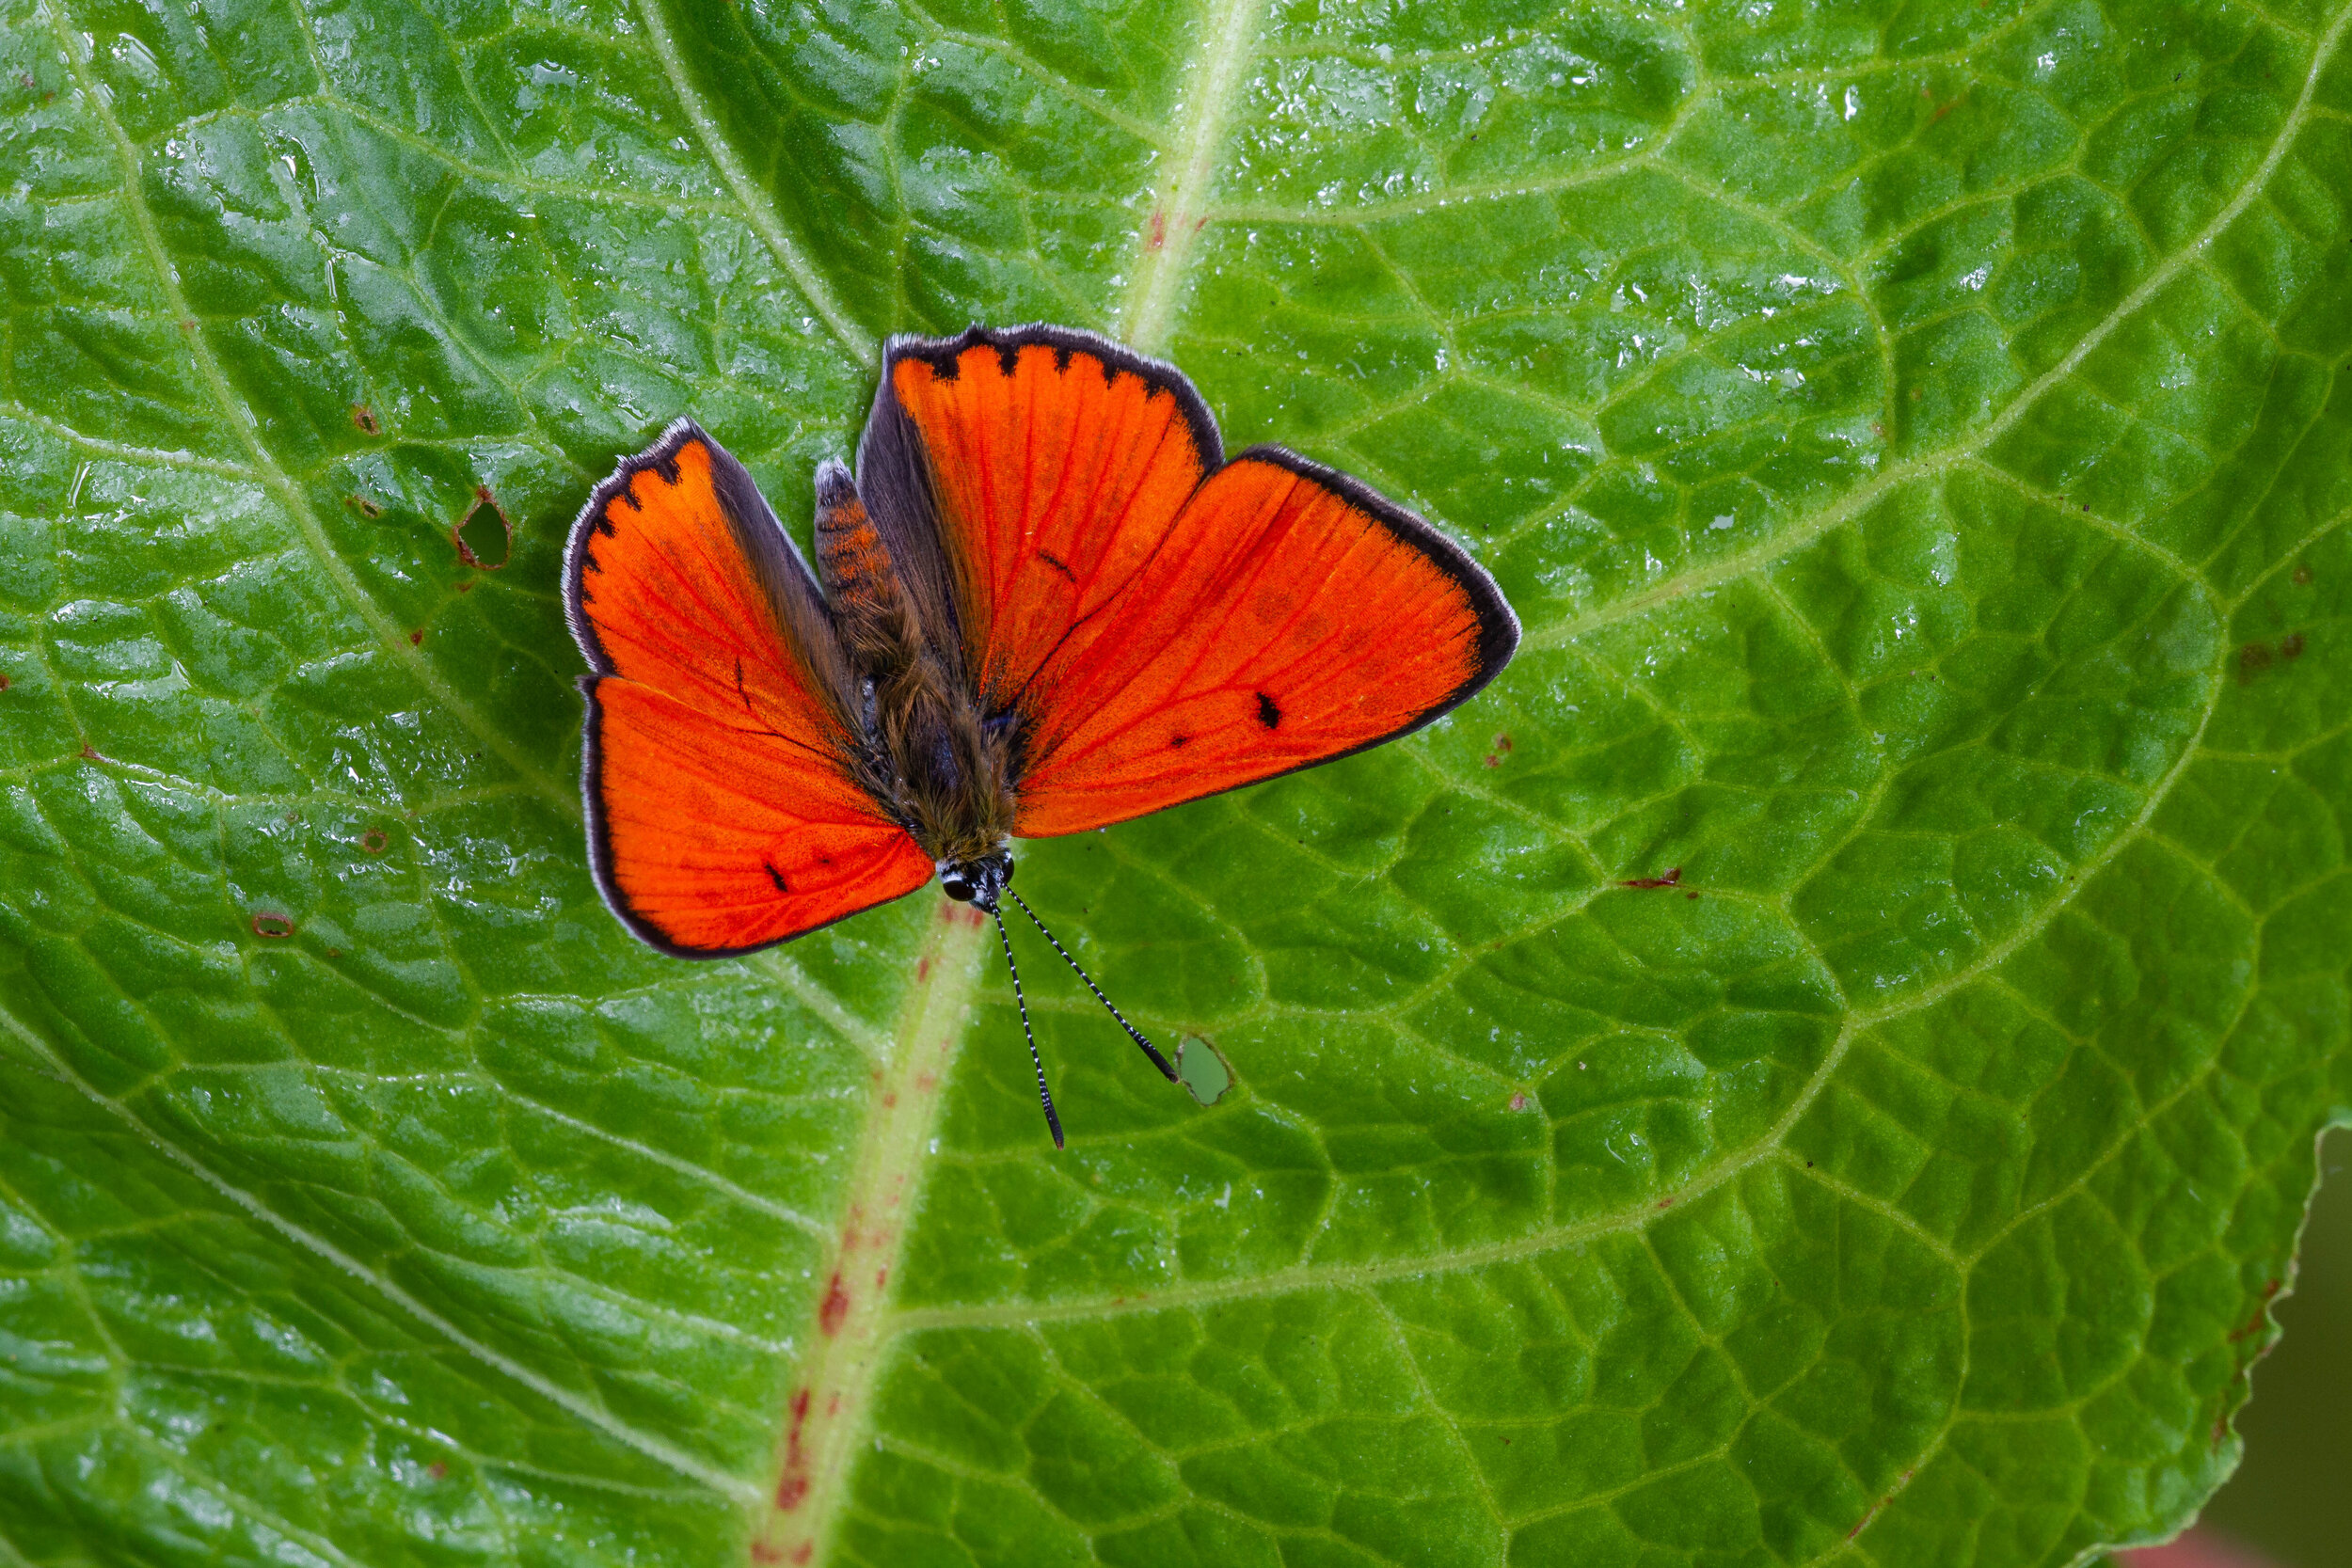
[565,420,931,955]
[864,325,1519,837]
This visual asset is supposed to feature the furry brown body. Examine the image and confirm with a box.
[812,464,1019,876]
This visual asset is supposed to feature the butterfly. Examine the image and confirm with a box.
[564,324,1519,1144]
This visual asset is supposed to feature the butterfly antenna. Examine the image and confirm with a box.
[1005,890,1178,1082]
[993,905,1063,1149]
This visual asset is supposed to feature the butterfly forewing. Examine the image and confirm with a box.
[864,327,1219,715]
[566,421,931,955]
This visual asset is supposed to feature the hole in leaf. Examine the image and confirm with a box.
[251,912,294,939]
[453,484,512,569]
[360,829,389,855]
[349,495,382,518]
[351,404,381,436]
[1173,1035,1232,1106]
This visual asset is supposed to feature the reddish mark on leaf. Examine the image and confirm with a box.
[408,630,424,646]
[1621,866,1683,890]
[752,1545,785,1563]
[2238,641,2274,683]
[326,947,342,958]
[1685,890,1699,899]
[882,1089,898,1108]
[456,579,472,594]
[1847,1468,1916,1539]
[2229,1279,2283,1341]
[351,404,381,436]
[1508,1093,1532,1112]
[426,1461,448,1481]
[789,1547,813,1565]
[1494,733,1514,752]
[818,1273,850,1337]
[349,495,382,518]
[875,1267,888,1290]
[915,1070,936,1092]
[1656,1196,1674,1209]
[79,742,99,761]
[1147,208,1167,249]
[915,955,931,980]
[826,1393,840,1417]
[2294,563,2313,585]
[774,1386,815,1508]
[252,912,294,939]
[2280,631,2305,660]
[453,484,513,570]
[360,829,389,855]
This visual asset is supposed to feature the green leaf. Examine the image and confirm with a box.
[3,0,2349,1562]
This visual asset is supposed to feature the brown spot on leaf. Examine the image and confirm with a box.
[1621,866,1683,890]
[426,1461,448,1481]
[251,912,294,939]
[360,829,389,855]
[2294,563,2313,585]
[2239,641,2274,682]
[1508,1092,1531,1112]
[2280,632,2305,659]
[408,630,423,646]
[351,404,381,436]
[349,495,382,518]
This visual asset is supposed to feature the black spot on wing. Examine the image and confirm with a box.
[765,862,789,893]
[1256,691,1282,729]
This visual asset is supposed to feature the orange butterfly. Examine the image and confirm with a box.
[564,325,1518,1143]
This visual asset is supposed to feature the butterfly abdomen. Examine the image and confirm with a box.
[815,460,1017,866]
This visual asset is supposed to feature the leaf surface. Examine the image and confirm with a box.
[2,0,2350,1564]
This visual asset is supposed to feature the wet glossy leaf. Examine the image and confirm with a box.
[3,0,2350,1564]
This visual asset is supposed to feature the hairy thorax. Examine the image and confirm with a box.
[815,487,1018,866]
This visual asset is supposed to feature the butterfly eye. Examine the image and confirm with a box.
[941,872,976,902]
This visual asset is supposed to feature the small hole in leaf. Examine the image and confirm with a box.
[252,912,294,939]
[349,495,382,518]
[351,404,381,436]
[453,484,512,570]
[360,829,389,855]
[1173,1035,1232,1106]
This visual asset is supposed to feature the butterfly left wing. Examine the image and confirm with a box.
[566,420,932,955]
[1005,447,1519,835]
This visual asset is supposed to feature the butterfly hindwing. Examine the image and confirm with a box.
[858,326,1518,837]
[566,420,931,954]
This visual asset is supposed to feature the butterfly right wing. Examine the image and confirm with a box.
[565,420,932,955]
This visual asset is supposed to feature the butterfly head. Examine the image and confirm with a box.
[938,848,1013,912]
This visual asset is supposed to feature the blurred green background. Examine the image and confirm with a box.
[2188,1128,2352,1568]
